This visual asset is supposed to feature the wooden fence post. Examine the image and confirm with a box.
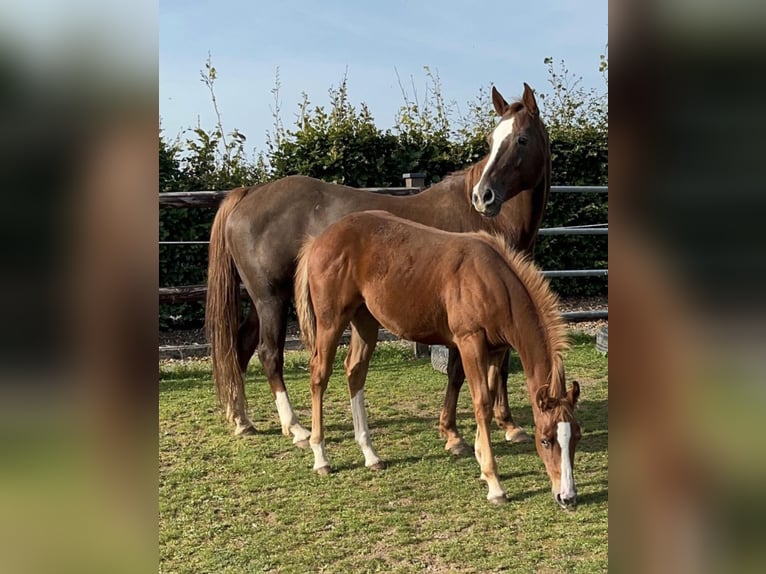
[402,172,425,190]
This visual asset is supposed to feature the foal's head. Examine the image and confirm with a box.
[471,83,548,217]
[534,380,581,509]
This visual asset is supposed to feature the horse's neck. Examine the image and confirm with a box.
[514,324,553,389]
[401,155,549,244]
[502,282,558,403]
[499,175,550,254]
[405,175,476,231]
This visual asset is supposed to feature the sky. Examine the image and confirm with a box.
[160,0,608,152]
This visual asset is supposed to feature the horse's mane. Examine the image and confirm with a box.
[474,232,571,398]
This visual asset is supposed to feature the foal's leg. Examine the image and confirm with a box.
[439,349,472,457]
[309,325,345,475]
[457,337,506,504]
[493,350,531,443]
[346,309,384,470]
[255,295,310,447]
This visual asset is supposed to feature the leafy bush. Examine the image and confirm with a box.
[160,56,608,329]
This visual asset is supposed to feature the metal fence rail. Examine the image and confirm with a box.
[159,182,608,322]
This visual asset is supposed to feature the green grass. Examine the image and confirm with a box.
[160,337,608,573]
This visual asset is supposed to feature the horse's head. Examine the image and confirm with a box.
[471,83,548,217]
[534,380,581,509]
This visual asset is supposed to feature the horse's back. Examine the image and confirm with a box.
[309,211,509,344]
[224,177,389,285]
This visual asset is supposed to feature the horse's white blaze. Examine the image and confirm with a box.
[473,116,516,200]
[310,440,330,471]
[557,421,575,499]
[275,391,310,443]
[350,390,382,467]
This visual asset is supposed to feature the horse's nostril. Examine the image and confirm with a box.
[483,188,495,204]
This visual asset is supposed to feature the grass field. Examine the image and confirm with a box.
[160,335,608,573]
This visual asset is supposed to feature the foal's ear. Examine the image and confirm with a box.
[536,385,556,411]
[492,86,510,116]
[567,380,581,407]
[522,82,539,118]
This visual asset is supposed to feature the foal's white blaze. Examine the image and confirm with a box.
[472,116,516,202]
[350,390,382,467]
[275,391,311,443]
[557,421,576,499]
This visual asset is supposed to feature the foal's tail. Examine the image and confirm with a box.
[205,187,250,419]
[294,236,317,352]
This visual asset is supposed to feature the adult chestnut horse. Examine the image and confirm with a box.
[206,83,550,454]
[294,211,580,506]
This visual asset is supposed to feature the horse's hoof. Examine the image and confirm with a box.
[234,425,256,436]
[505,428,531,443]
[294,439,310,449]
[447,442,472,457]
[315,466,331,476]
[488,494,508,505]
[368,461,387,471]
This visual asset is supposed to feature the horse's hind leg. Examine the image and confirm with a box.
[227,304,259,436]
[237,303,260,374]
[309,321,347,475]
[255,295,311,447]
[439,349,472,457]
[346,308,384,471]
[493,350,531,443]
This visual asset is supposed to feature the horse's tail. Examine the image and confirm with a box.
[205,187,250,420]
[294,235,317,352]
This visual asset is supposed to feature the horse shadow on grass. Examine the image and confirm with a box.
[502,481,607,507]
[256,395,607,455]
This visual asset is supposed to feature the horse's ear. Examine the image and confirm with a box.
[568,380,581,407]
[536,385,555,411]
[492,86,510,116]
[522,82,539,118]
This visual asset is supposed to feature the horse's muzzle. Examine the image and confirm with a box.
[471,186,501,217]
[556,492,578,509]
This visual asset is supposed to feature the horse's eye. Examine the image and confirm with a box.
[518,135,528,145]
[540,439,552,448]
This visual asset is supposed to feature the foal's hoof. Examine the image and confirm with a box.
[294,439,310,449]
[234,424,256,437]
[446,441,472,458]
[315,466,332,476]
[489,494,508,505]
[368,461,387,471]
[505,428,532,443]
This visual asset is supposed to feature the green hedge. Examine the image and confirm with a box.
[160,65,607,329]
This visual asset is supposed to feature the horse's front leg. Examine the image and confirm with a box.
[492,350,531,443]
[458,337,506,504]
[439,348,473,457]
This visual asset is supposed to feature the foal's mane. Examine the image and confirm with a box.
[475,232,570,397]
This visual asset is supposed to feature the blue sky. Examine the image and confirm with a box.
[160,0,607,152]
